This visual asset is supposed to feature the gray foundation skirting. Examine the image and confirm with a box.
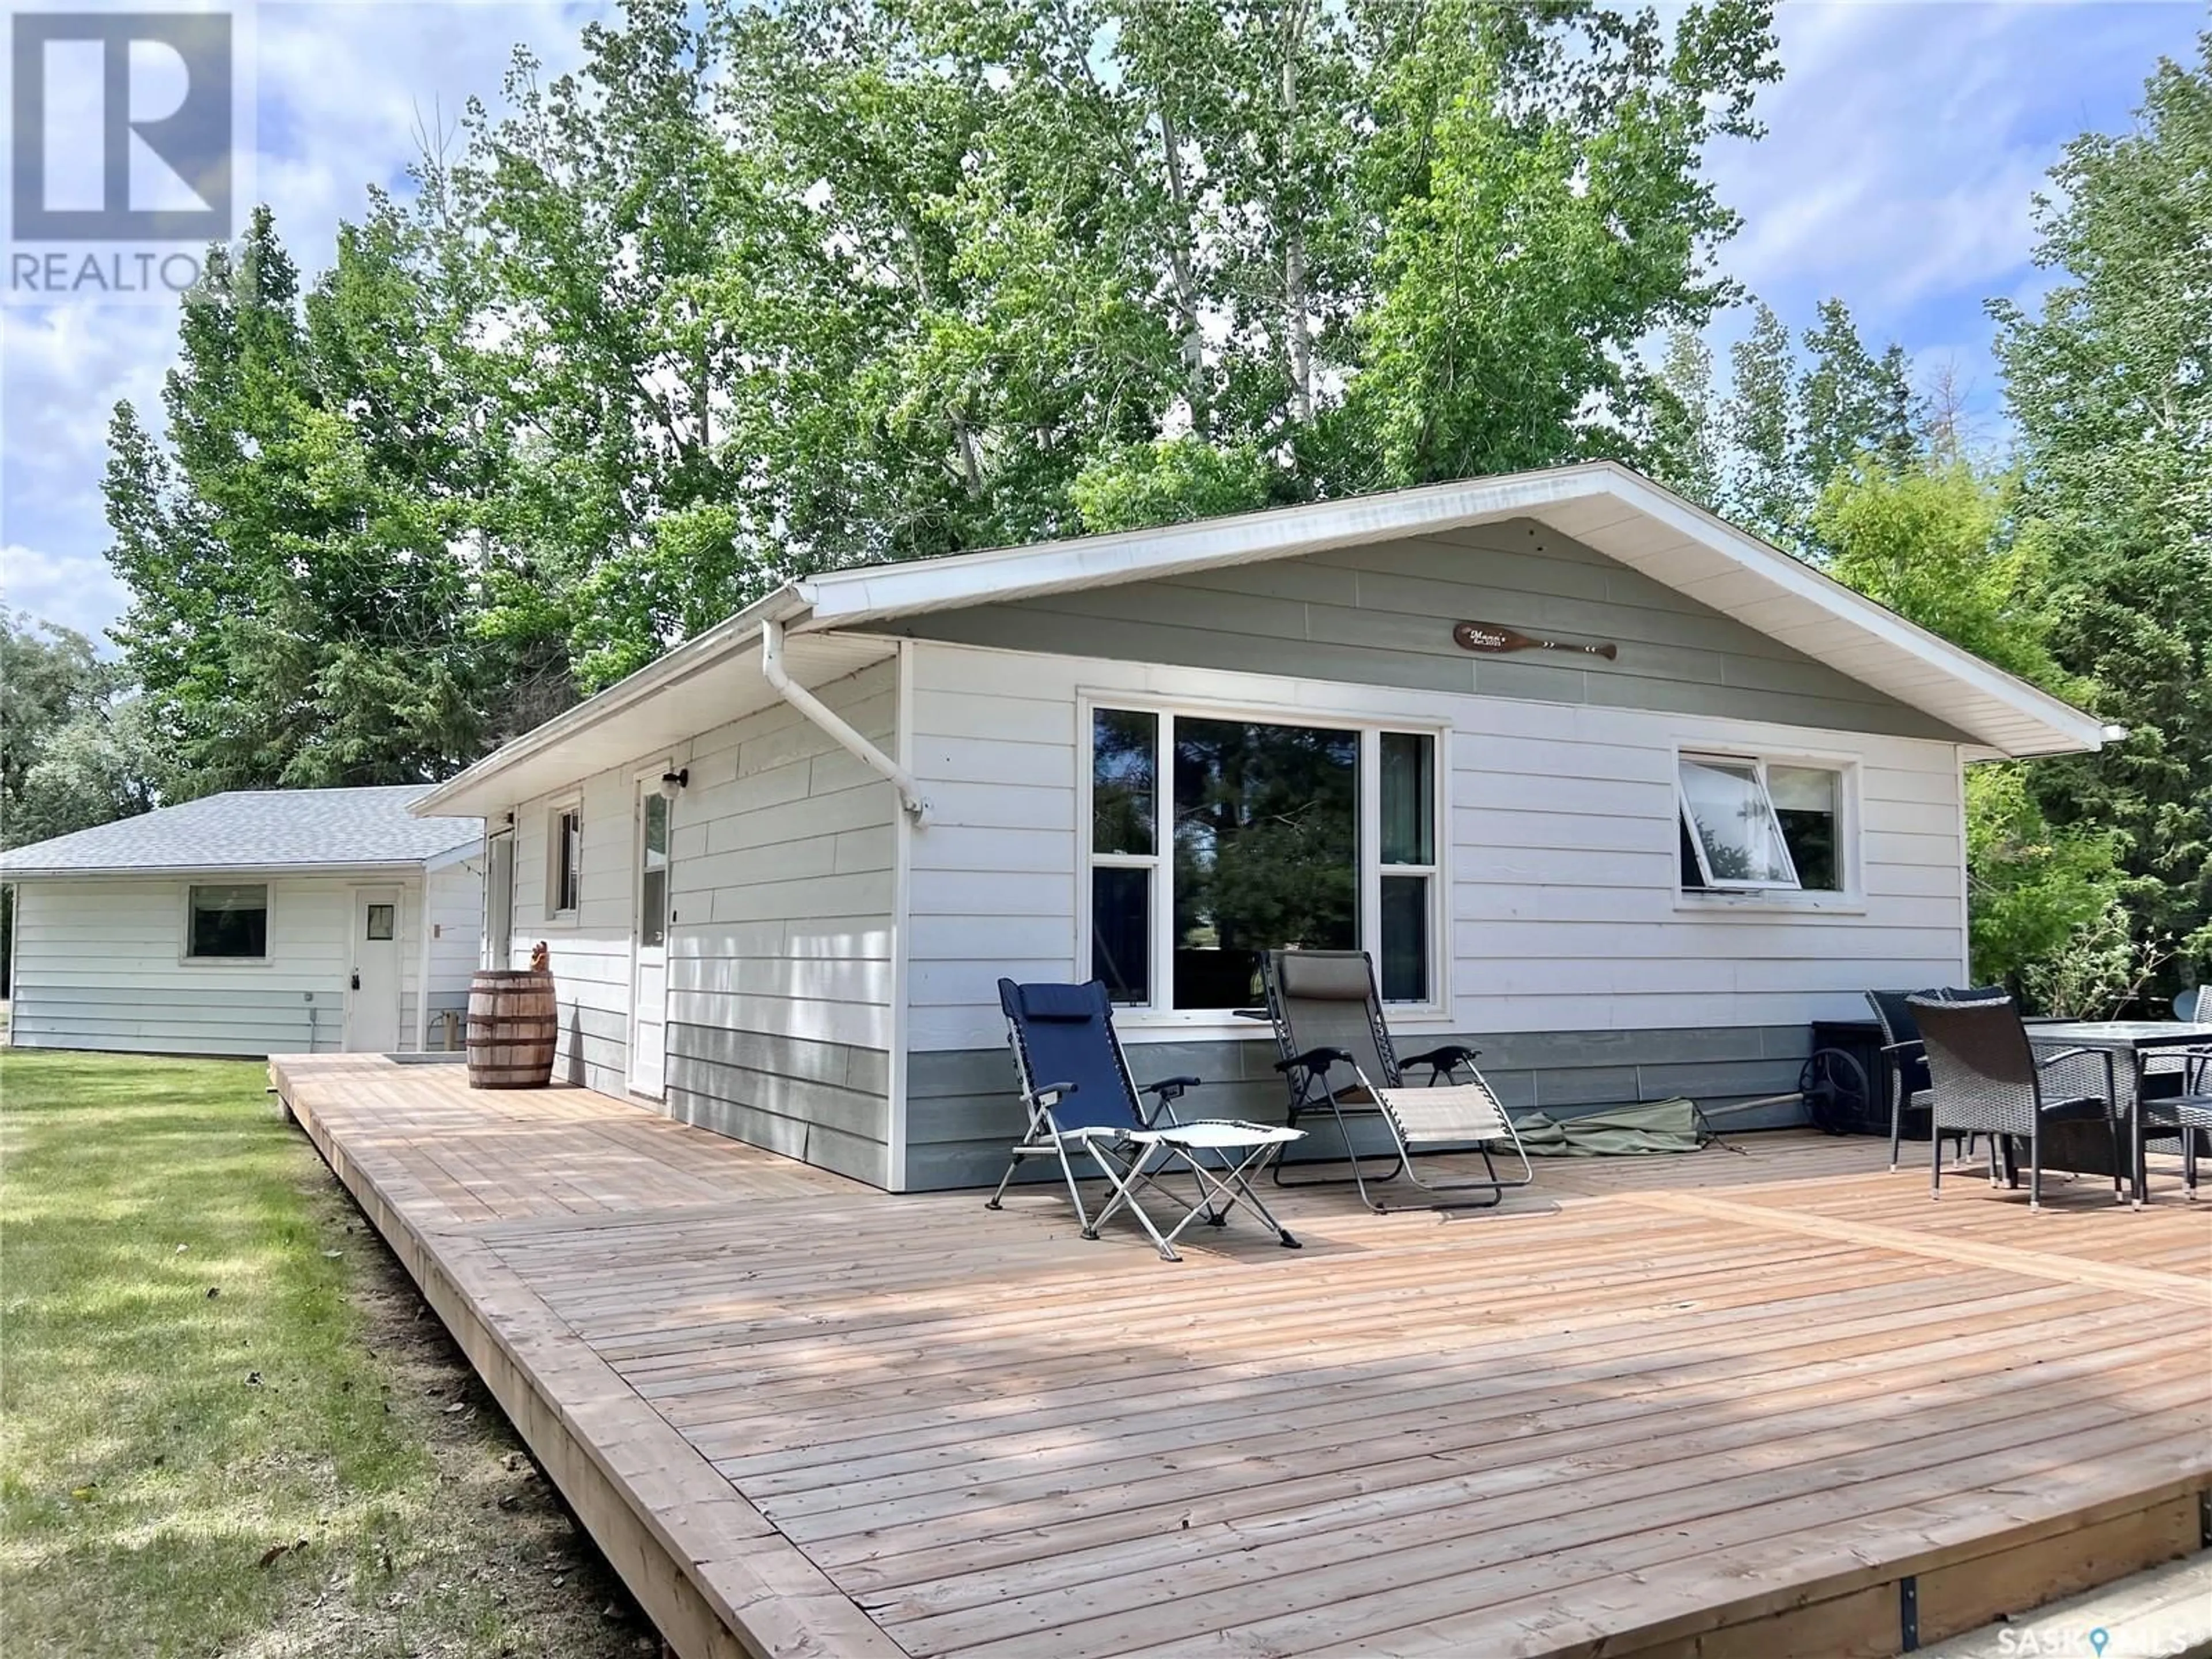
[905,1024,1816,1192]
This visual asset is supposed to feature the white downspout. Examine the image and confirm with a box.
[414,872,433,1054]
[760,618,931,825]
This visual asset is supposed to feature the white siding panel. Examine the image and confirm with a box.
[9,873,449,1057]
[499,662,898,1166]
[905,639,1968,1054]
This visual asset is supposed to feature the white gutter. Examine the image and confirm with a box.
[410,588,813,819]
[760,616,931,825]
[0,859,462,881]
[414,873,433,1054]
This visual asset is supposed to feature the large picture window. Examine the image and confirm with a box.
[187,884,269,959]
[1088,707,1440,1012]
[1677,753,1845,892]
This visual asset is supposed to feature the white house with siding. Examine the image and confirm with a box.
[3,787,484,1058]
[413,461,2106,1191]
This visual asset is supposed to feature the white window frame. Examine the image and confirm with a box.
[546,800,583,922]
[180,881,274,965]
[631,761,675,953]
[483,824,516,968]
[1673,744,1861,910]
[1078,693,1450,1028]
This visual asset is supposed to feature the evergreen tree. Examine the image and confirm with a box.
[1796,299,1914,513]
[1719,300,1797,540]
[1650,327,1722,510]
[1991,32,2212,968]
[105,207,493,791]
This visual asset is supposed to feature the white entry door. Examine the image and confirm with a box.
[344,887,403,1052]
[629,782,672,1098]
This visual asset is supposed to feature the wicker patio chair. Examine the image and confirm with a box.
[2142,1089,2212,1200]
[1908,994,2121,1210]
[1868,986,2005,1175]
[1257,949,1532,1213]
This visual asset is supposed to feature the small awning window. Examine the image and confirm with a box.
[1677,756,1799,890]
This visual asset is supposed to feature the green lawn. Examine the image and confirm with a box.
[0,1050,651,1657]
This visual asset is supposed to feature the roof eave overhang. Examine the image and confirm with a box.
[410,588,816,819]
[801,460,2105,760]
[409,463,2104,801]
[0,859,457,881]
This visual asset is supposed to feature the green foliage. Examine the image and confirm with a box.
[0,1051,644,1657]
[0,613,156,850]
[1812,459,2067,690]
[1990,30,2212,977]
[1964,765,2120,993]
[1719,300,1797,536]
[1796,300,1914,505]
[2021,893,2184,1020]
[1648,327,1721,509]
[1069,439,1279,535]
[1701,294,1916,545]
[434,0,1775,685]
[101,0,1781,732]
[0,612,103,812]
[105,207,499,791]
[1349,0,1775,488]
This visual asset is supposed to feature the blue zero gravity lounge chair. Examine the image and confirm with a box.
[986,978,1305,1262]
[1260,949,1533,1214]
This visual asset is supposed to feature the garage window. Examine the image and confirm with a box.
[187,884,270,959]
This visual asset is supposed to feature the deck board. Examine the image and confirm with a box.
[271,1054,2212,1659]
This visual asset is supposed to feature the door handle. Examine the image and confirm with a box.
[351,971,361,990]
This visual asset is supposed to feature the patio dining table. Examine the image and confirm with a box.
[2025,1021,2212,1207]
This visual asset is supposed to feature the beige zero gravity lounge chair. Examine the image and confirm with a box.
[1259,949,1533,1213]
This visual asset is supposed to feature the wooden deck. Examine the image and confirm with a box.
[270,1054,2212,1659]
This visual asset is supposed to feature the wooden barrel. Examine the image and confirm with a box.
[467,968,557,1089]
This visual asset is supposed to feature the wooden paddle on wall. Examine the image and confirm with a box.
[1452,620,1619,661]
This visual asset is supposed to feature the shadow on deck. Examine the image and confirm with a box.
[270,1053,2212,1659]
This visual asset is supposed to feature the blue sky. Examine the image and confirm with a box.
[1,0,2202,641]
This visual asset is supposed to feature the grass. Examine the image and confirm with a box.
[0,1050,653,1657]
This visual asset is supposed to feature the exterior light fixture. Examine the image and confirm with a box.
[658,768,689,802]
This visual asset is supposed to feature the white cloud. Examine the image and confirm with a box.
[1,0,609,646]
[1699,1,2199,431]
[0,543,131,640]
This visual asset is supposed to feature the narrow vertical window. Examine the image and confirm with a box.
[484,832,515,964]
[639,793,669,948]
[1090,710,1157,1003]
[1378,732,1437,1002]
[551,808,582,914]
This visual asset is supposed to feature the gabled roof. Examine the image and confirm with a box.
[414,461,2105,819]
[2,786,483,878]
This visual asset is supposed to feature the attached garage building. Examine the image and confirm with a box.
[2,787,484,1058]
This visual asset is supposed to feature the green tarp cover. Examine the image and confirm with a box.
[1510,1098,1705,1157]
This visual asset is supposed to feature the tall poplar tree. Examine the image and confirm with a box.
[1992,32,2212,963]
[105,206,490,791]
